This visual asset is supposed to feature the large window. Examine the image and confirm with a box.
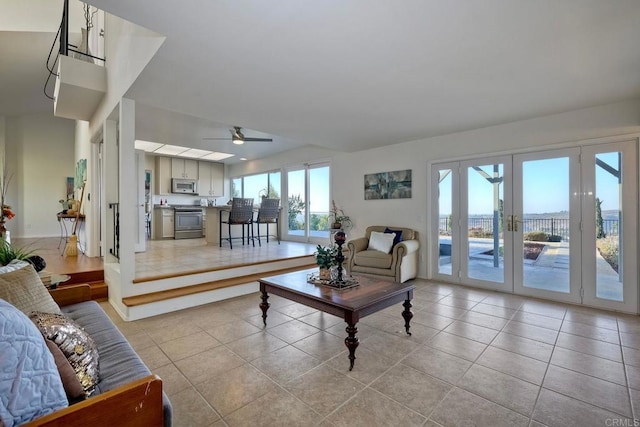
[232,171,281,202]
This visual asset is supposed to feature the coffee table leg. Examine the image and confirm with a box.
[345,322,359,371]
[402,299,413,336]
[260,291,270,326]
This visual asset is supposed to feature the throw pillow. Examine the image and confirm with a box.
[0,299,68,426]
[368,231,396,254]
[43,339,86,403]
[384,227,404,247]
[0,259,30,274]
[30,312,100,398]
[0,264,61,315]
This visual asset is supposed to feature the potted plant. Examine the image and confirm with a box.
[329,200,352,230]
[315,244,337,280]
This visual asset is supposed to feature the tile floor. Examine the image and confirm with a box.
[98,278,640,427]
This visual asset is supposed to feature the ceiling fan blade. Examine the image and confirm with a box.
[244,139,273,143]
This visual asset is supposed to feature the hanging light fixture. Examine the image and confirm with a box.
[231,127,245,145]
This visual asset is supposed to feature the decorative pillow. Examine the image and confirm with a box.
[384,227,404,247]
[368,231,396,254]
[43,339,86,403]
[0,259,30,274]
[0,299,68,426]
[0,264,61,315]
[30,312,100,398]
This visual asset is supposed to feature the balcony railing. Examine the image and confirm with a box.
[439,216,619,241]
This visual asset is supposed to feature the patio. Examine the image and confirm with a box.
[438,237,622,301]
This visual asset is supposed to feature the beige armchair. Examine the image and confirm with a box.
[347,226,419,283]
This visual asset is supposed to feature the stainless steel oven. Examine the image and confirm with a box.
[174,207,203,239]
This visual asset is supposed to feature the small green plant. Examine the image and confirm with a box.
[315,245,338,269]
[596,236,619,273]
[0,240,37,266]
[330,200,352,230]
[524,231,548,242]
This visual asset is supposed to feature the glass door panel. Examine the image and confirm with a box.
[309,166,330,240]
[513,149,581,303]
[582,141,637,312]
[460,157,512,293]
[287,169,307,239]
[434,167,455,278]
[522,157,570,293]
[594,152,622,301]
[286,164,331,243]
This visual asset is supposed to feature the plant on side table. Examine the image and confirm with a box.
[330,200,352,231]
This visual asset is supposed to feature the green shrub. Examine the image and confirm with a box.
[524,231,547,242]
[468,227,493,238]
[596,236,619,273]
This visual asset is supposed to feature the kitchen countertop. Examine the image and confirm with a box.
[153,204,205,209]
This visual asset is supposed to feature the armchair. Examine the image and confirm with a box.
[347,226,419,283]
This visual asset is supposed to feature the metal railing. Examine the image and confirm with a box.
[109,203,120,259]
[439,216,619,241]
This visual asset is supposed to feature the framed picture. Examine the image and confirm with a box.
[75,159,87,188]
[364,169,412,200]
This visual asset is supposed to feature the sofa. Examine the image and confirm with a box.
[347,226,419,283]
[0,263,172,427]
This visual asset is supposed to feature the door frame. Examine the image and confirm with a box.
[284,162,332,244]
[581,140,638,313]
[459,156,513,293]
[512,147,582,304]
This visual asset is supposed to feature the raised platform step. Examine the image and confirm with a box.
[67,269,104,285]
[58,281,108,301]
[123,261,316,307]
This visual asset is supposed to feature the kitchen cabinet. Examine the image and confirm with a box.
[171,158,198,179]
[155,157,172,195]
[198,161,224,197]
[154,208,174,239]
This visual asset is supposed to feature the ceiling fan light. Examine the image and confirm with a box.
[232,136,244,145]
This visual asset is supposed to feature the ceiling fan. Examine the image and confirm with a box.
[203,126,273,145]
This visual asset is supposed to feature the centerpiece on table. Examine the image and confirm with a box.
[314,245,338,280]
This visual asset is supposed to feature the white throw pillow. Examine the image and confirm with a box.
[368,231,396,254]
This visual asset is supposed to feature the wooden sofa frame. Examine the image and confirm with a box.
[24,284,165,427]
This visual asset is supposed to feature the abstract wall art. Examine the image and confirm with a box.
[364,169,412,200]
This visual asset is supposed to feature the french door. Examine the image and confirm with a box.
[432,140,638,312]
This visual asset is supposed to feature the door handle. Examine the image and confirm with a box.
[506,215,520,232]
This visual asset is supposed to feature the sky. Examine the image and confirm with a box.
[439,152,622,216]
[288,166,330,214]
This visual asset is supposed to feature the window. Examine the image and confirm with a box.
[231,171,281,202]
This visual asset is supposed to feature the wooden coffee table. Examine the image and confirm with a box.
[259,269,415,370]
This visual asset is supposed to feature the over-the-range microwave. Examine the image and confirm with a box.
[172,178,198,194]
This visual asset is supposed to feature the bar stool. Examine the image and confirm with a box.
[255,198,280,246]
[220,198,255,249]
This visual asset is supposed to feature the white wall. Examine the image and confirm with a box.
[5,113,76,238]
[74,120,97,255]
[88,13,165,134]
